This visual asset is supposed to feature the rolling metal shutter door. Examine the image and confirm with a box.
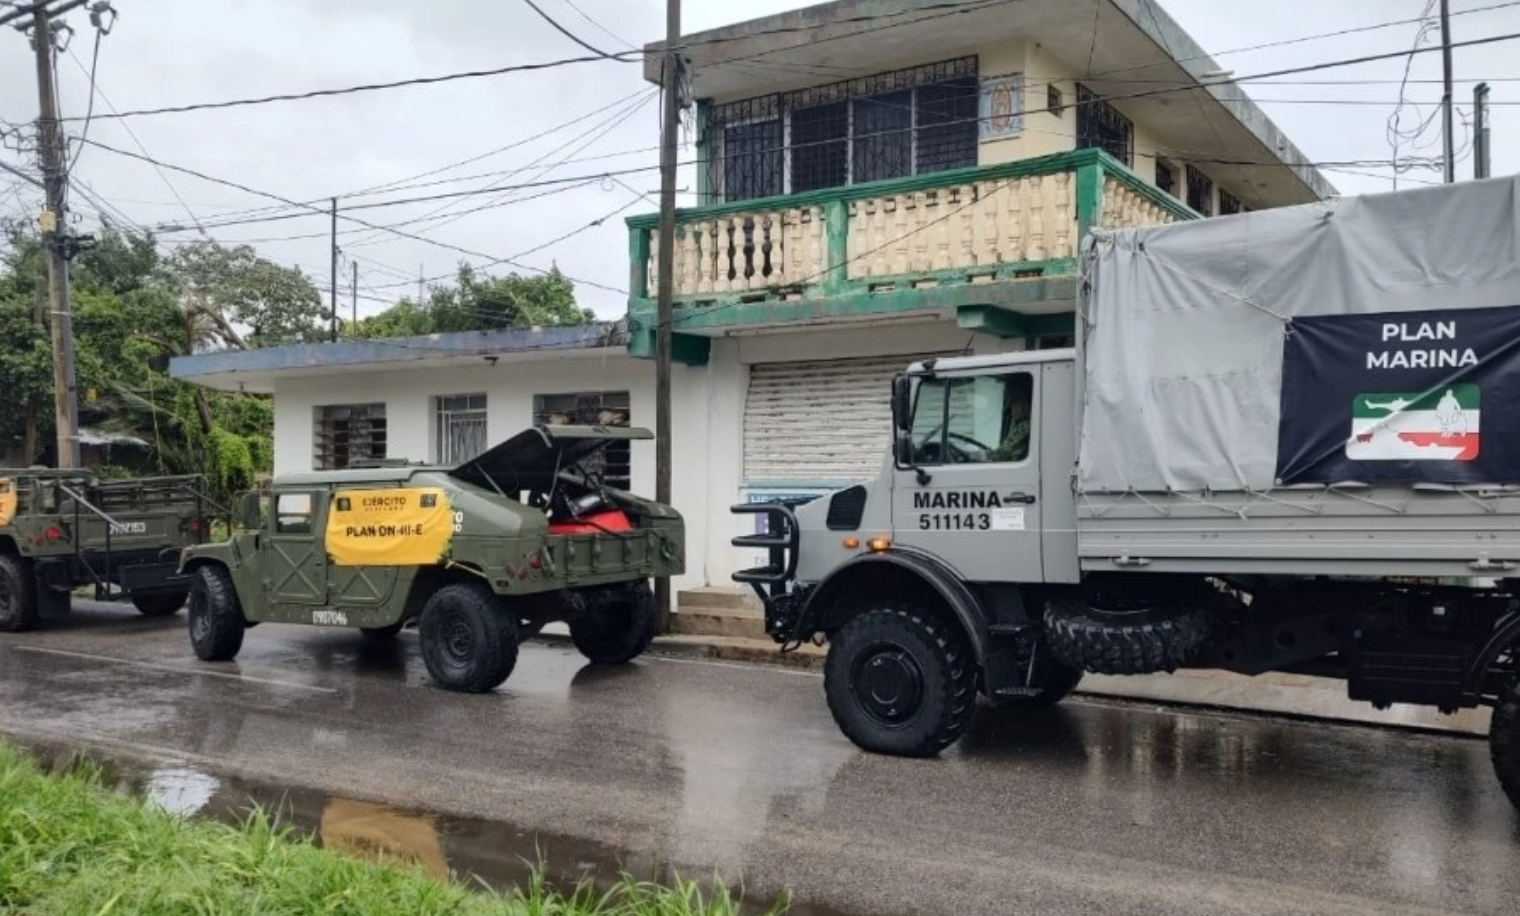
[744,354,951,483]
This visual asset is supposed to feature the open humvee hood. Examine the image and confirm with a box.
[448,424,652,493]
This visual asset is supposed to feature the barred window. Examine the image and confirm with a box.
[709,57,978,202]
[435,393,487,465]
[1075,84,1133,166]
[1218,188,1242,215]
[534,391,632,490]
[314,404,386,471]
[1187,166,1215,216]
[1155,159,1178,197]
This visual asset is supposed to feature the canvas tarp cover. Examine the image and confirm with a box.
[1078,173,1520,493]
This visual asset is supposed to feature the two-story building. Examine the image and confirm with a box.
[171,0,1335,598]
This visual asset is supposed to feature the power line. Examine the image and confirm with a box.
[74,136,626,295]
[556,0,638,52]
[520,0,617,59]
[58,53,635,123]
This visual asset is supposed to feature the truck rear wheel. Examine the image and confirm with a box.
[188,566,245,661]
[1043,586,1215,675]
[0,555,39,633]
[825,603,977,757]
[1492,676,1520,810]
[570,582,657,665]
[418,583,519,693]
[132,590,188,618]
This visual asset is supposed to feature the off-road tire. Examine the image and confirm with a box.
[1492,676,1520,811]
[570,582,657,665]
[825,603,978,757]
[418,583,519,692]
[0,554,39,633]
[1043,591,1214,675]
[132,590,188,618]
[360,620,407,640]
[188,565,245,661]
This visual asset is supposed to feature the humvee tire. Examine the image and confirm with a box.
[0,554,39,633]
[824,602,977,757]
[1493,676,1520,810]
[570,582,657,665]
[418,582,519,692]
[188,565,245,661]
[132,590,188,618]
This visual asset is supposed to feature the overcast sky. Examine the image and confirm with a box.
[1,0,1516,322]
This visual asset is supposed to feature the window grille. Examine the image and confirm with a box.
[1075,84,1133,166]
[709,57,978,202]
[1186,165,1214,216]
[1155,160,1177,197]
[1218,188,1242,215]
[313,404,386,471]
[435,393,487,465]
[533,391,632,490]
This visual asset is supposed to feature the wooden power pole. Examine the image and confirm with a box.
[654,0,680,630]
[25,1,86,468]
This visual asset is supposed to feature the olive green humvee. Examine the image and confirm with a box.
[178,425,684,692]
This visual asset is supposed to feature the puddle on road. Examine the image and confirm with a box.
[18,738,852,916]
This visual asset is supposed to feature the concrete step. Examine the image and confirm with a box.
[676,587,758,612]
[668,605,768,640]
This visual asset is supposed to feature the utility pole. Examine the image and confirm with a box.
[1474,82,1492,180]
[654,0,681,631]
[329,197,338,342]
[28,1,85,468]
[351,260,358,332]
[1440,0,1455,184]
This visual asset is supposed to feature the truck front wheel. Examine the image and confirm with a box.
[570,582,657,665]
[418,583,519,693]
[188,566,245,661]
[825,603,977,757]
[0,555,39,633]
[1492,675,1520,810]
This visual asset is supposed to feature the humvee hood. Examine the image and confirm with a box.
[448,425,653,493]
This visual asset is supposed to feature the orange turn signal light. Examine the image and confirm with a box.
[842,537,861,550]
[867,537,892,553]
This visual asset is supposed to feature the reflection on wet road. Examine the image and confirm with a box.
[2,602,1518,916]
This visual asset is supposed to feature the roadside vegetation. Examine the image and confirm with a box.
[0,743,785,916]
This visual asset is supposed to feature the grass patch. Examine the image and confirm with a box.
[0,743,786,916]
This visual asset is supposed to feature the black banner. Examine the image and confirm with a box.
[1276,304,1520,485]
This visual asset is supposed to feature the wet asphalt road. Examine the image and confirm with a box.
[2,602,1519,916]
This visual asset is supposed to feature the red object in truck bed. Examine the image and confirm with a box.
[548,509,633,534]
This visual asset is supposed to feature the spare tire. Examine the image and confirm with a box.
[1043,582,1217,675]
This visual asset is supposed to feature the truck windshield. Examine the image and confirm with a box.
[908,372,1033,465]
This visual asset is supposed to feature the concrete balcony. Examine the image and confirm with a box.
[626,149,1194,362]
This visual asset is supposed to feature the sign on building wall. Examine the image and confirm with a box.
[979,73,1024,140]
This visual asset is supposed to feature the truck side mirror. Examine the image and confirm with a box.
[238,491,264,531]
[891,375,912,433]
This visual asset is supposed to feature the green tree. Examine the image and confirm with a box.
[164,240,326,349]
[354,264,593,338]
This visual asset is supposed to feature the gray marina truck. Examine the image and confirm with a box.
[735,174,1520,809]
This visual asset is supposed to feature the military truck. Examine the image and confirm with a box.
[733,175,1520,810]
[178,425,684,692]
[0,470,212,631]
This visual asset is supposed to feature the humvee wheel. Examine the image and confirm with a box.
[570,582,657,665]
[1492,674,1520,810]
[418,583,519,692]
[0,554,39,633]
[132,590,188,618]
[360,620,406,640]
[188,565,245,661]
[825,602,977,757]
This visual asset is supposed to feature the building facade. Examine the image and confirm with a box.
[173,0,1334,597]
